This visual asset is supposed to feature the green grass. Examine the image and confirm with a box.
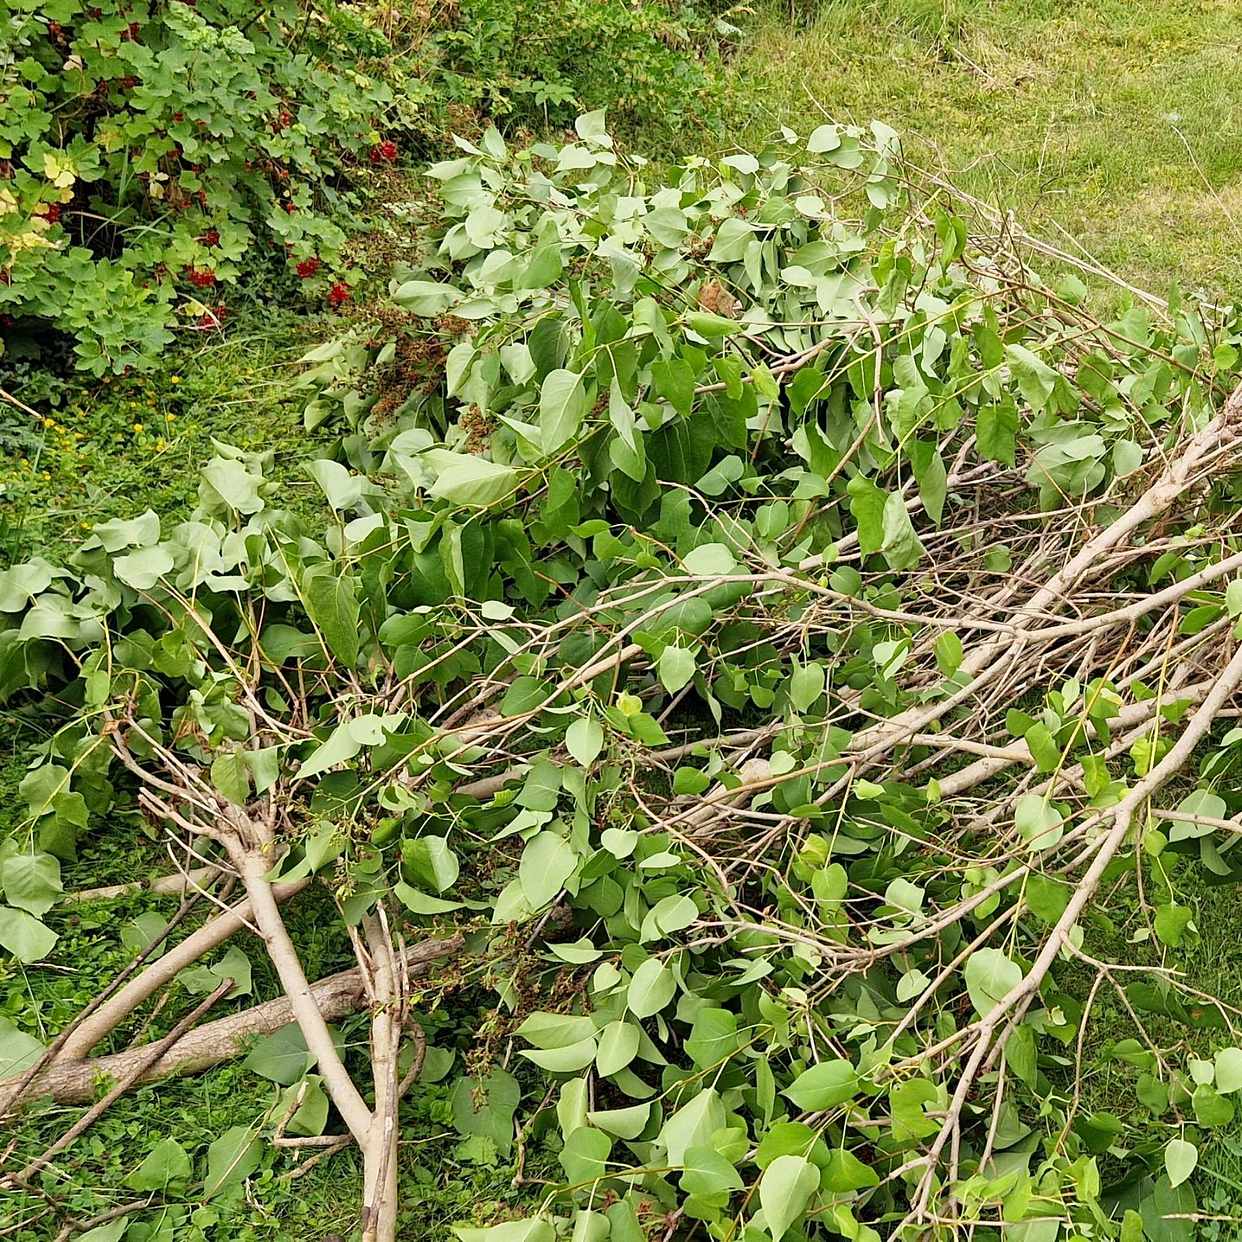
[725,0,1242,300]
[0,312,318,562]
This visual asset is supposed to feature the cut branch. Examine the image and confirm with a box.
[0,937,460,1106]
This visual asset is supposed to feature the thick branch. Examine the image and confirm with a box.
[231,845,373,1144]
[56,879,309,1063]
[1,938,460,1106]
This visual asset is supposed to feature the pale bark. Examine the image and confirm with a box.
[56,879,309,1062]
[1,938,459,1106]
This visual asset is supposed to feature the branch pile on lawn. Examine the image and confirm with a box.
[3,115,1242,1240]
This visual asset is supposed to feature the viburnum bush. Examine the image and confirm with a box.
[5,116,1242,1240]
[0,0,393,375]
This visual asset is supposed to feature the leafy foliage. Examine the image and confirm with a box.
[0,0,392,375]
[430,0,731,134]
[4,114,1242,1240]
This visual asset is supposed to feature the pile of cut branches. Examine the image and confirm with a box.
[3,115,1242,1241]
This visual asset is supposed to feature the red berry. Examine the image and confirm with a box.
[283,201,297,214]
[39,203,62,224]
[327,282,350,308]
[200,228,219,247]
[370,141,398,164]
[196,306,226,331]
[296,257,321,279]
[186,266,216,288]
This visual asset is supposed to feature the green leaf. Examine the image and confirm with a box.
[925,633,963,680]
[627,957,676,1018]
[783,1059,859,1111]
[964,948,1022,1017]
[559,1127,612,1184]
[807,124,841,154]
[708,217,754,262]
[303,566,360,666]
[596,1020,640,1076]
[1168,789,1228,841]
[682,542,736,576]
[977,402,1018,466]
[204,1125,262,1198]
[1113,438,1143,476]
[515,1011,597,1050]
[822,1147,880,1192]
[179,944,253,1000]
[1226,579,1242,618]
[451,1068,520,1157]
[681,1146,743,1196]
[201,457,264,515]
[659,1088,724,1165]
[1014,794,1063,851]
[453,1221,555,1242]
[759,1154,819,1241]
[402,836,459,893]
[1,851,61,917]
[847,475,885,555]
[519,1036,598,1072]
[0,1017,44,1079]
[121,912,168,958]
[540,369,589,454]
[673,766,710,795]
[880,491,924,570]
[306,459,363,510]
[685,1007,739,1068]
[519,832,577,908]
[1165,1137,1197,1187]
[910,438,947,524]
[280,1074,330,1138]
[424,450,520,507]
[113,545,174,590]
[587,1102,650,1139]
[575,109,611,146]
[1024,724,1061,773]
[393,279,461,315]
[1006,344,1059,413]
[243,1023,316,1084]
[211,751,251,807]
[394,883,464,915]
[1214,1047,1242,1095]
[1154,902,1194,947]
[658,645,696,693]
[126,1137,192,1191]
[566,716,604,767]
[0,906,57,962]
[790,661,825,713]
[78,1221,130,1242]
[1193,1083,1234,1127]
[651,357,695,416]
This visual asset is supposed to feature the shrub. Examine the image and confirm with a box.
[0,1,393,375]
[429,0,726,134]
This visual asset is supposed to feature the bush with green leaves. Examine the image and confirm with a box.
[5,116,1242,1240]
[0,0,392,375]
[430,0,730,134]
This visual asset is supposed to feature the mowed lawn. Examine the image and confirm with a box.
[727,0,1242,301]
